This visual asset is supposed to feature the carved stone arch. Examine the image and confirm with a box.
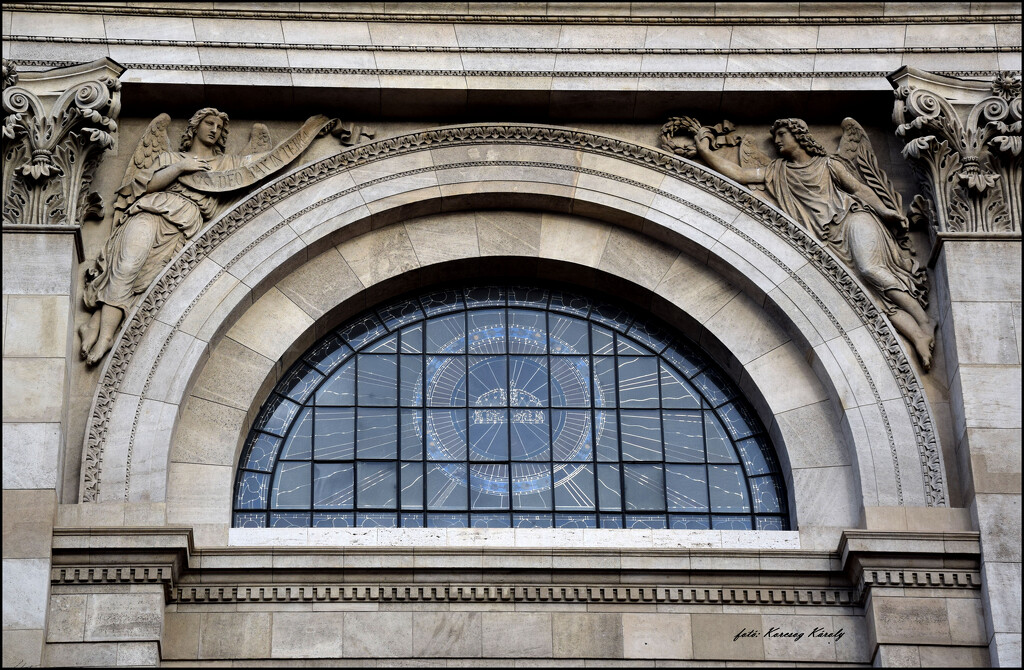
[79,124,946,530]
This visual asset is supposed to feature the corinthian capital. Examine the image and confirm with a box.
[2,57,125,237]
[889,66,1021,237]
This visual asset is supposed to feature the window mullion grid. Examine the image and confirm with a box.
[613,333,626,529]
[657,353,668,530]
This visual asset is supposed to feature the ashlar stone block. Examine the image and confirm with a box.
[83,593,163,642]
[2,358,66,422]
[1,558,49,629]
[3,295,68,358]
[199,612,271,659]
[343,611,413,658]
[2,629,44,667]
[2,422,60,490]
[691,613,763,660]
[870,596,952,646]
[622,612,691,659]
[46,594,87,643]
[2,489,55,559]
[271,611,344,658]
[552,613,623,658]
[481,612,552,658]
[413,611,482,657]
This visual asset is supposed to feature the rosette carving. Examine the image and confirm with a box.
[892,69,1021,234]
[2,58,123,229]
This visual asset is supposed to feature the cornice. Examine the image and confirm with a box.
[4,35,1018,57]
[5,3,1021,25]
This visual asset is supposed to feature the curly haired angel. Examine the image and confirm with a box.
[80,108,336,365]
[667,117,935,370]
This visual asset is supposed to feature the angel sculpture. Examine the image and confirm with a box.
[79,107,339,365]
[662,116,935,370]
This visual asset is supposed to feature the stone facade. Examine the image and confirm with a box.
[2,2,1020,667]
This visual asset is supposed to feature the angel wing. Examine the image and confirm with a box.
[243,123,273,157]
[835,118,904,215]
[111,113,171,228]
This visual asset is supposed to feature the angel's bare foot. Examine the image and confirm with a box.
[85,334,114,366]
[913,331,935,371]
[79,314,100,359]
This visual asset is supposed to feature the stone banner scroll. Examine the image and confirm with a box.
[179,114,336,192]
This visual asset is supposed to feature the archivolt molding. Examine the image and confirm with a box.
[81,123,945,509]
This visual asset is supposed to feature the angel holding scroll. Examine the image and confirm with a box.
[80,108,339,365]
[663,116,936,370]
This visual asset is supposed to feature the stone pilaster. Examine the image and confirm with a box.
[890,66,1022,668]
[2,58,123,667]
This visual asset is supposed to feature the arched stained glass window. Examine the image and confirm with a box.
[234,285,789,530]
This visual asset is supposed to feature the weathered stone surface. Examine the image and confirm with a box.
[1,558,50,629]
[413,611,482,657]
[622,613,691,659]
[271,612,344,658]
[552,613,623,658]
[1,358,66,422]
[3,295,68,358]
[2,489,55,559]
[191,338,275,412]
[481,612,552,658]
[83,593,163,642]
[172,396,247,467]
[1,233,75,296]
[870,596,952,646]
[344,611,413,658]
[199,612,271,659]
[43,642,118,667]
[2,628,44,667]
[225,287,314,364]
[276,248,363,321]
[1,422,60,490]
[46,594,87,643]
[691,613,763,660]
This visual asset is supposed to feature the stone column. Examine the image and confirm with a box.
[890,66,1021,668]
[2,58,123,667]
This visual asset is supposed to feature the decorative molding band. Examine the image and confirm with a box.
[6,3,1021,25]
[52,565,174,585]
[11,59,1017,81]
[82,125,944,509]
[859,568,981,589]
[5,35,1018,56]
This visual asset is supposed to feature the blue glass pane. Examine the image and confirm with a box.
[665,464,708,512]
[356,408,397,459]
[591,325,615,355]
[600,514,623,528]
[509,357,548,406]
[357,355,398,405]
[555,514,597,528]
[425,356,466,407]
[550,358,590,408]
[426,409,467,460]
[708,465,750,513]
[552,410,592,461]
[428,513,468,527]
[662,343,703,378]
[467,309,505,354]
[736,437,772,476]
[616,334,649,356]
[692,367,735,406]
[314,408,354,460]
[420,289,464,316]
[280,363,323,403]
[508,309,547,354]
[400,410,423,460]
[712,516,753,530]
[427,314,465,354]
[507,286,548,308]
[590,302,631,333]
[313,512,354,527]
[512,463,552,510]
[244,433,281,472]
[592,357,617,407]
[660,363,701,409]
[316,359,355,406]
[256,395,300,437]
[271,512,310,528]
[280,408,312,460]
[401,323,424,353]
[401,463,424,509]
[357,512,398,527]
[620,411,662,461]
[271,462,310,509]
[234,512,266,528]
[465,286,505,307]
[626,320,670,354]
[594,410,618,462]
[236,471,269,509]
[427,463,468,510]
[400,356,423,406]
[469,410,508,461]
[514,514,553,528]
[625,515,666,529]
[469,356,507,407]
[662,411,704,463]
[756,516,785,530]
[549,290,589,317]
[705,412,739,464]
[313,463,353,509]
[554,463,595,511]
[363,332,397,354]
[379,299,423,330]
[341,313,387,350]
[618,357,659,407]
[750,476,784,513]
[304,333,351,375]
[718,401,755,440]
[472,513,511,528]
[623,464,664,511]
[357,462,397,508]
[401,513,425,527]
[510,409,549,461]
[548,314,589,354]
[670,514,710,529]
[597,464,622,511]
[470,464,509,510]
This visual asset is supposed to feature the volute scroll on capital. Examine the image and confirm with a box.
[661,114,936,372]
[2,57,123,239]
[77,106,375,366]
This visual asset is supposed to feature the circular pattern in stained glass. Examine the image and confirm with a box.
[233,285,789,530]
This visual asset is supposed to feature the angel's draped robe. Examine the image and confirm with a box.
[763,155,926,314]
[84,151,242,313]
